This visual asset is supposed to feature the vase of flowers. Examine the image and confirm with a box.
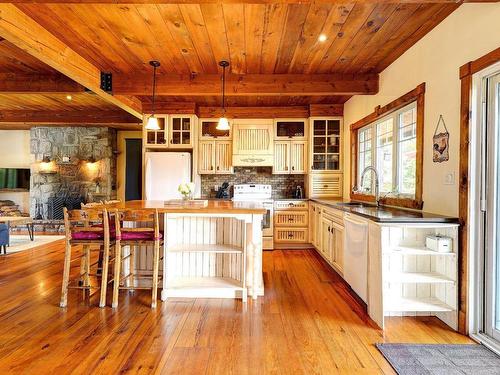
[178,182,195,200]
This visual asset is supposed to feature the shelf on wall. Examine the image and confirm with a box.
[385,296,455,313]
[385,246,455,256]
[167,243,243,254]
[386,272,455,284]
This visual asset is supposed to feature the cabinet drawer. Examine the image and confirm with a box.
[310,174,343,197]
[274,211,308,227]
[322,207,344,226]
[274,200,308,210]
[274,228,308,243]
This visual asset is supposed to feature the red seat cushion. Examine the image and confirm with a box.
[118,231,163,241]
[71,230,104,240]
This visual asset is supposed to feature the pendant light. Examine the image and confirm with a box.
[217,60,230,131]
[146,60,161,130]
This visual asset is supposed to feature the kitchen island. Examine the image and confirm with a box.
[108,200,266,301]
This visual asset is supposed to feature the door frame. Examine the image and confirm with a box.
[460,47,500,353]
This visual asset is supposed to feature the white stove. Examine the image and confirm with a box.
[233,184,273,250]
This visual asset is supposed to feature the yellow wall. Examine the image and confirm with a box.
[0,130,31,168]
[343,4,500,216]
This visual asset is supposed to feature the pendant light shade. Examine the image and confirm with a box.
[216,60,230,131]
[146,116,160,130]
[145,60,161,130]
[217,117,230,131]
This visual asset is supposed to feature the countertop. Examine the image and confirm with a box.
[310,198,459,224]
[106,200,267,215]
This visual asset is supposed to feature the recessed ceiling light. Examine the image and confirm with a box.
[66,95,72,101]
[318,34,327,42]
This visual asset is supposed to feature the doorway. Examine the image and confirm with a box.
[470,65,500,353]
[125,138,142,201]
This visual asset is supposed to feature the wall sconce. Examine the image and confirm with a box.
[39,155,56,174]
[86,156,99,172]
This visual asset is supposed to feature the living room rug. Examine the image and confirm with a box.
[4,235,65,254]
[376,343,500,374]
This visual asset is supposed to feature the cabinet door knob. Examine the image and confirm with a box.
[291,166,295,170]
[328,226,331,232]
[216,166,219,170]
[210,166,213,170]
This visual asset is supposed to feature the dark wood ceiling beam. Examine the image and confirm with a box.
[115,73,379,96]
[0,110,141,125]
[0,4,142,118]
[142,101,197,114]
[196,104,343,119]
[0,73,85,93]
[0,1,488,4]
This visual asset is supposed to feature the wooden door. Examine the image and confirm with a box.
[215,141,233,174]
[290,141,307,174]
[198,141,215,174]
[332,222,344,274]
[320,216,332,262]
[309,204,316,247]
[273,141,290,174]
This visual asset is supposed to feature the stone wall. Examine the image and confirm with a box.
[200,167,305,199]
[30,127,117,219]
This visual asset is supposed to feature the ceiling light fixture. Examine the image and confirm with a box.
[318,34,327,42]
[66,95,72,101]
[217,60,230,131]
[146,60,161,130]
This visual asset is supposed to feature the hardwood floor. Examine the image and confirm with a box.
[0,239,472,374]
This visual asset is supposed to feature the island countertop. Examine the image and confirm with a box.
[106,200,267,215]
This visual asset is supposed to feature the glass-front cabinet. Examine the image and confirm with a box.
[199,119,231,139]
[169,115,193,148]
[310,117,342,171]
[143,115,168,147]
[274,119,307,140]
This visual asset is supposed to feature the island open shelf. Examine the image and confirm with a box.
[161,210,265,301]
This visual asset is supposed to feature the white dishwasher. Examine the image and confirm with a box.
[343,213,369,303]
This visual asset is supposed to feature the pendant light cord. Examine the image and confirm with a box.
[151,65,157,116]
[221,64,226,116]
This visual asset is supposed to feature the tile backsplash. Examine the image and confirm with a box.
[200,167,305,199]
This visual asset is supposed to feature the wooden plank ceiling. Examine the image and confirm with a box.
[0,1,462,126]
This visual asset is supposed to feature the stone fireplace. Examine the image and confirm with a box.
[30,127,117,229]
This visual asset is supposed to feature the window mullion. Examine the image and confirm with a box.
[393,112,399,195]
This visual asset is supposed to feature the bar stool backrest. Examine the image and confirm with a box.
[81,202,104,208]
[63,207,110,242]
[113,209,160,239]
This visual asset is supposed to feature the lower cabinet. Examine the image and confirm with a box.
[313,205,344,276]
[274,200,309,247]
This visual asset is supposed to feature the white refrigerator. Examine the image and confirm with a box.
[144,152,191,200]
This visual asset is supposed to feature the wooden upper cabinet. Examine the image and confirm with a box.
[169,115,194,148]
[198,140,215,174]
[290,141,307,174]
[310,117,342,172]
[215,141,233,174]
[199,119,231,140]
[198,140,233,175]
[143,115,168,148]
[273,140,307,175]
[273,141,290,174]
[274,119,308,140]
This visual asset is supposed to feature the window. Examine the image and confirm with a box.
[350,83,424,209]
[357,103,416,197]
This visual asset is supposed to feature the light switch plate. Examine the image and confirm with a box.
[444,172,455,185]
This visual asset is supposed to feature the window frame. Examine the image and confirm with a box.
[350,83,425,210]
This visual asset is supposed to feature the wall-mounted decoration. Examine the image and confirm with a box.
[433,115,449,163]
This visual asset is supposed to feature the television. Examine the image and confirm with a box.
[0,168,30,190]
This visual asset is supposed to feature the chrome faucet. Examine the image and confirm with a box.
[359,166,381,207]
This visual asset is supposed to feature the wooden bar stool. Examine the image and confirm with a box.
[60,207,113,308]
[111,209,163,309]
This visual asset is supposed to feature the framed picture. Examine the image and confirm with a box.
[433,115,449,163]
